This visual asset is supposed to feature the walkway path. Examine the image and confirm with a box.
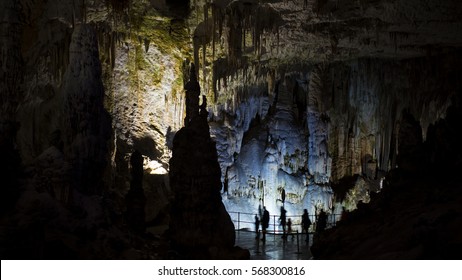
[235,231,313,260]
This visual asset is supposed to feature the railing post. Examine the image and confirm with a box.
[296,230,300,254]
[273,215,276,235]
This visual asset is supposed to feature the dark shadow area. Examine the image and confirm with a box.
[165,0,190,19]
[132,136,162,160]
[330,175,360,202]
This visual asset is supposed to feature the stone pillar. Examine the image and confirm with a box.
[169,64,248,259]
[61,24,110,195]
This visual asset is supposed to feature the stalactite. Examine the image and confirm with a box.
[48,29,72,84]
[194,1,282,103]
[276,26,280,55]
[212,3,224,39]
[212,7,216,62]
[202,35,206,94]
[143,38,150,53]
[204,3,209,34]
[110,31,116,68]
[242,26,246,51]
[83,0,87,23]
[107,0,129,14]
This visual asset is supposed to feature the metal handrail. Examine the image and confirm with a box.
[228,210,341,233]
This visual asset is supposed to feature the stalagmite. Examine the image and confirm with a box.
[184,63,200,126]
[169,63,248,259]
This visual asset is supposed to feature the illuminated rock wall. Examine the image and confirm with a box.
[210,54,458,227]
[184,0,462,223]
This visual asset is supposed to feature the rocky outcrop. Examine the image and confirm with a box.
[169,65,248,259]
[313,56,457,183]
[310,86,462,260]
[0,1,172,259]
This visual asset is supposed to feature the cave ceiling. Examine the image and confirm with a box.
[186,0,462,65]
[82,0,462,67]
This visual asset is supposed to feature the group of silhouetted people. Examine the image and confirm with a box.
[254,206,329,245]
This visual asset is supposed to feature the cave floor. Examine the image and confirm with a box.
[235,231,313,260]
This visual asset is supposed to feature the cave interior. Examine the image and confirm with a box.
[1,0,461,259]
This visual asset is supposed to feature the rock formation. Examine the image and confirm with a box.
[311,92,462,259]
[184,63,201,126]
[61,24,111,195]
[169,64,248,259]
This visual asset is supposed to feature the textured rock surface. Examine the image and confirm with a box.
[214,52,460,222]
[0,0,174,259]
[221,77,314,224]
[186,0,462,221]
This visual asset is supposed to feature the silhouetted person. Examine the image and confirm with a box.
[255,215,260,239]
[200,95,208,117]
[261,206,270,242]
[341,206,348,221]
[280,206,287,239]
[301,209,311,243]
[316,209,328,234]
[287,218,294,240]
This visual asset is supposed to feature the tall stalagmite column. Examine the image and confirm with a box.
[169,64,248,259]
[184,63,200,126]
[61,24,111,195]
